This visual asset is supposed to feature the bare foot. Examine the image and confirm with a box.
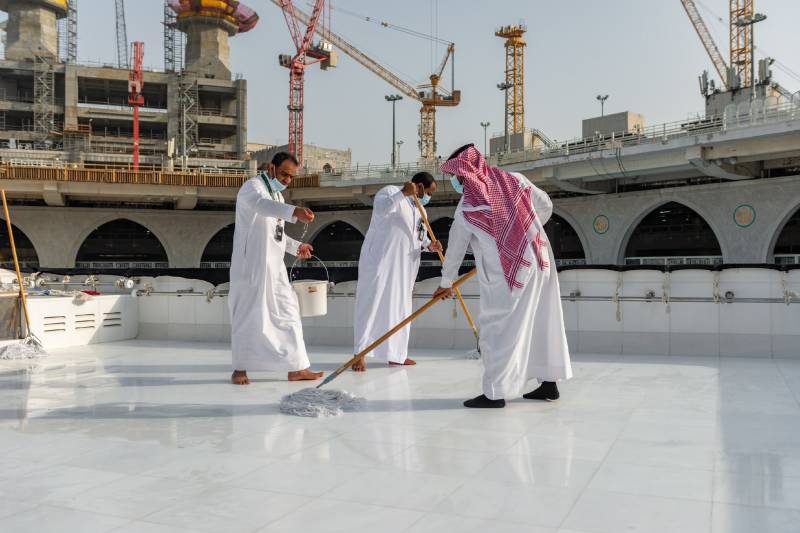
[231,370,250,385]
[351,357,366,372]
[389,358,417,366]
[288,368,324,381]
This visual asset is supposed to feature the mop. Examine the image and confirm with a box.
[411,194,481,359]
[280,268,478,417]
[0,190,45,360]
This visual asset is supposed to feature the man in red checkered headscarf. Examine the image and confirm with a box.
[433,144,572,408]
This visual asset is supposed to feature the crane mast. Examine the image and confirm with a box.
[679,0,730,89]
[128,41,144,170]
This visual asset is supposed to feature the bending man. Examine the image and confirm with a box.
[229,152,323,384]
[353,172,443,371]
[433,145,572,408]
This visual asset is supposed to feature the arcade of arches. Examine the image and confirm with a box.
[0,223,39,269]
[76,220,169,265]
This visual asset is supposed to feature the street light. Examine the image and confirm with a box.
[480,121,490,155]
[734,13,767,100]
[596,94,609,116]
[396,140,404,165]
[385,94,403,167]
[497,82,512,153]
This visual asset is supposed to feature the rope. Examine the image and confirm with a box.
[661,271,671,314]
[712,272,721,304]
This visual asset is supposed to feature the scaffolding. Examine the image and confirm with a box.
[729,0,753,88]
[495,24,527,135]
[178,77,199,163]
[163,1,185,73]
[58,0,78,64]
[33,55,55,149]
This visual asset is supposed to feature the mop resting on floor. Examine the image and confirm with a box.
[279,269,478,418]
[279,388,365,418]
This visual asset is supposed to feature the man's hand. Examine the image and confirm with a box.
[432,287,454,300]
[401,181,421,197]
[297,243,313,259]
[428,240,443,254]
[293,206,314,223]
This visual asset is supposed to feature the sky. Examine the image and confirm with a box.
[3,0,799,164]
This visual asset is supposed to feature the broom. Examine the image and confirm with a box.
[0,190,45,359]
[411,193,481,358]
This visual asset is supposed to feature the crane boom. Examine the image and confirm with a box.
[115,0,129,69]
[680,0,730,88]
[270,0,419,101]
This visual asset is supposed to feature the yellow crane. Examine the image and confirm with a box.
[269,0,460,161]
[495,24,526,134]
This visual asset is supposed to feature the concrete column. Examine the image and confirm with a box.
[3,2,62,61]
[63,64,78,130]
[181,21,232,80]
[235,79,247,159]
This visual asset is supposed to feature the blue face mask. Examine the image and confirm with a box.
[450,175,464,195]
[420,194,431,206]
[263,171,287,193]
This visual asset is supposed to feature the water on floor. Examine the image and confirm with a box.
[1,340,799,533]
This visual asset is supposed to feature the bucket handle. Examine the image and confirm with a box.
[290,254,330,284]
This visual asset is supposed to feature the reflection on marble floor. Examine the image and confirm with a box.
[1,340,800,533]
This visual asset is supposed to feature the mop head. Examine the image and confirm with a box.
[279,388,366,418]
[0,341,46,360]
[465,348,481,360]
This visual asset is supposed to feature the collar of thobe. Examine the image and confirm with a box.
[260,173,279,201]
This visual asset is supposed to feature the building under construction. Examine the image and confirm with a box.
[0,0,251,172]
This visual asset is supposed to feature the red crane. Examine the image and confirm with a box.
[276,0,331,164]
[128,41,144,170]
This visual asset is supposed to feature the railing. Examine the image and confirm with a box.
[75,261,170,269]
[775,254,799,265]
[0,162,251,188]
[625,256,724,266]
[493,96,800,165]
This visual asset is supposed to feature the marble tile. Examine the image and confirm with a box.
[713,471,800,510]
[588,462,713,501]
[711,502,800,533]
[562,490,712,533]
[475,454,601,490]
[256,498,424,533]
[0,505,129,533]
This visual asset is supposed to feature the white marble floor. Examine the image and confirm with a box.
[1,341,800,533]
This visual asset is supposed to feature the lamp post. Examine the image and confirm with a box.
[385,94,403,167]
[480,121,490,155]
[396,140,404,166]
[596,94,609,116]
[734,13,767,100]
[497,82,512,152]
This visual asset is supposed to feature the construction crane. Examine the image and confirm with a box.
[495,24,526,135]
[680,0,729,89]
[163,0,184,73]
[272,1,460,161]
[729,0,754,89]
[128,41,144,170]
[115,0,128,69]
[274,0,332,163]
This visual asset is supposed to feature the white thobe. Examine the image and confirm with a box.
[354,186,431,363]
[228,176,309,372]
[440,173,572,400]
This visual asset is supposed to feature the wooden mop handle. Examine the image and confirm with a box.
[412,194,480,340]
[1,190,32,337]
[317,268,477,388]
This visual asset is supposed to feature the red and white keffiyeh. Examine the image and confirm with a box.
[440,145,549,292]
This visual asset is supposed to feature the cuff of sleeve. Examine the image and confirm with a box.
[439,277,454,289]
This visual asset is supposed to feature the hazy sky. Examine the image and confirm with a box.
[4,0,799,164]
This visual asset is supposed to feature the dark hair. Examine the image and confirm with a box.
[271,151,300,168]
[446,143,474,161]
[411,171,435,188]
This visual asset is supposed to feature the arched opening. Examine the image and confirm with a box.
[774,207,800,265]
[544,214,586,266]
[624,202,722,266]
[310,221,364,262]
[0,223,39,269]
[421,217,474,263]
[201,224,234,267]
[76,219,169,268]
[322,163,333,173]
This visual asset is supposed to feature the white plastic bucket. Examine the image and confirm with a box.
[290,256,330,317]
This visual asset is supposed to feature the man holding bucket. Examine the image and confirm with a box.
[352,172,443,372]
[228,152,324,385]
